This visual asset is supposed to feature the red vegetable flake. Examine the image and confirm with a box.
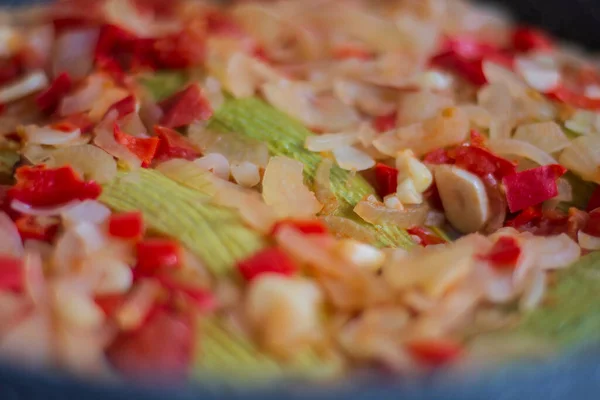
[511,26,553,52]
[374,163,399,198]
[271,219,328,236]
[479,236,521,269]
[8,165,101,208]
[237,247,297,282]
[153,125,201,162]
[372,112,397,133]
[453,145,517,181]
[113,124,159,167]
[95,293,126,317]
[0,57,22,86]
[105,95,136,120]
[333,45,373,61]
[205,9,245,37]
[108,212,144,240]
[35,72,72,113]
[15,215,58,243]
[405,338,462,366]
[407,227,446,247]
[106,307,193,380]
[502,164,567,213]
[546,85,600,111]
[56,113,95,134]
[583,209,600,237]
[159,84,213,129]
[469,129,486,147]
[0,255,23,291]
[50,121,78,133]
[157,274,216,312]
[423,148,452,165]
[587,186,600,212]
[136,239,181,275]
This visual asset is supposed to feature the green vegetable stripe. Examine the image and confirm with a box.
[210,97,414,248]
[138,71,188,101]
[195,318,341,382]
[100,169,265,276]
[505,251,600,347]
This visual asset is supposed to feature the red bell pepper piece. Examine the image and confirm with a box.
[106,307,193,380]
[15,215,59,243]
[95,293,127,317]
[205,9,246,37]
[453,145,517,181]
[35,72,72,113]
[8,165,101,208]
[156,274,216,312]
[587,186,600,212]
[332,45,373,61]
[108,212,144,240]
[105,95,136,120]
[271,219,329,236]
[113,124,159,167]
[546,85,600,111]
[136,239,181,275]
[0,255,23,291]
[502,164,567,213]
[423,148,452,165]
[479,236,522,270]
[583,209,600,237]
[505,206,543,230]
[237,247,297,282]
[153,125,201,162]
[405,338,463,366]
[159,84,213,129]
[374,163,399,198]
[0,57,22,86]
[372,112,397,133]
[407,227,446,247]
[56,113,95,134]
[511,26,553,52]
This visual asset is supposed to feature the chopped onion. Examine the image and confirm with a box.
[332,145,375,171]
[230,161,260,188]
[320,216,377,244]
[354,197,428,228]
[11,199,80,217]
[92,257,133,295]
[104,0,180,38]
[559,135,600,183]
[564,110,600,136]
[49,145,116,184]
[0,212,23,257]
[203,76,225,112]
[262,80,360,131]
[213,182,276,234]
[529,234,581,270]
[88,87,130,122]
[333,79,397,117]
[194,153,230,180]
[488,138,557,166]
[314,158,339,215]
[519,269,546,311]
[115,279,161,331]
[482,61,527,97]
[263,156,322,219]
[372,128,407,157]
[22,24,54,70]
[514,56,560,92]
[460,105,492,128]
[61,200,111,227]
[0,70,48,104]
[52,281,105,329]
[53,28,99,80]
[23,250,46,307]
[305,132,359,152]
[60,74,108,117]
[155,158,216,196]
[512,122,571,154]
[22,124,81,145]
[93,111,142,169]
[578,231,600,251]
[397,90,453,126]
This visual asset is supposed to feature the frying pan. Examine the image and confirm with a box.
[1,1,600,399]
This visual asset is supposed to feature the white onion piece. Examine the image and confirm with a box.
[49,144,117,184]
[305,132,358,152]
[93,258,133,295]
[88,87,130,123]
[488,138,557,166]
[23,250,46,307]
[559,135,600,183]
[482,61,528,97]
[22,124,81,145]
[230,161,260,188]
[333,146,375,171]
[115,279,161,331]
[194,153,230,180]
[22,25,54,69]
[512,122,571,154]
[11,199,80,217]
[564,110,600,136]
[354,199,427,228]
[333,79,397,117]
[53,28,99,80]
[120,112,147,137]
[0,70,48,104]
[530,234,581,270]
[104,0,180,38]
[578,231,600,251]
[72,222,107,255]
[93,111,142,169]
[411,69,453,91]
[515,57,560,92]
[482,267,516,303]
[61,200,111,227]
[60,74,108,117]
[460,105,492,128]
[0,212,23,257]
[315,159,339,215]
[213,182,276,234]
[52,282,105,330]
[398,90,454,126]
[262,156,322,219]
[519,269,546,311]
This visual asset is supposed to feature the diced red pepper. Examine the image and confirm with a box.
[15,215,59,243]
[105,95,136,120]
[237,247,297,282]
[546,85,600,111]
[586,186,600,212]
[8,165,101,208]
[372,112,397,133]
[332,45,373,61]
[35,72,72,113]
[511,26,553,53]
[205,9,246,37]
[108,212,144,240]
[405,338,463,366]
[95,293,127,317]
[0,255,23,291]
[423,148,452,165]
[0,57,22,86]
[136,239,181,275]
[153,125,201,162]
[469,129,486,147]
[56,113,95,134]
[157,274,216,312]
[479,236,522,269]
[113,124,159,167]
[271,219,329,236]
[159,84,213,129]
[583,209,600,237]
[407,227,447,247]
[106,307,193,380]
[502,164,567,213]
[453,145,517,181]
[374,163,399,198]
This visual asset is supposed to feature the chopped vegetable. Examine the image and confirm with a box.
[372,112,397,132]
[105,95,136,119]
[15,215,58,242]
[108,211,144,240]
[271,219,328,236]
[405,339,463,366]
[479,236,522,270]
[159,84,213,129]
[153,125,200,162]
[374,163,399,198]
[136,239,181,275]
[237,247,297,281]
[113,124,159,166]
[503,165,568,213]
[0,255,22,291]
[511,26,553,52]
[35,72,72,113]
[406,227,446,247]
